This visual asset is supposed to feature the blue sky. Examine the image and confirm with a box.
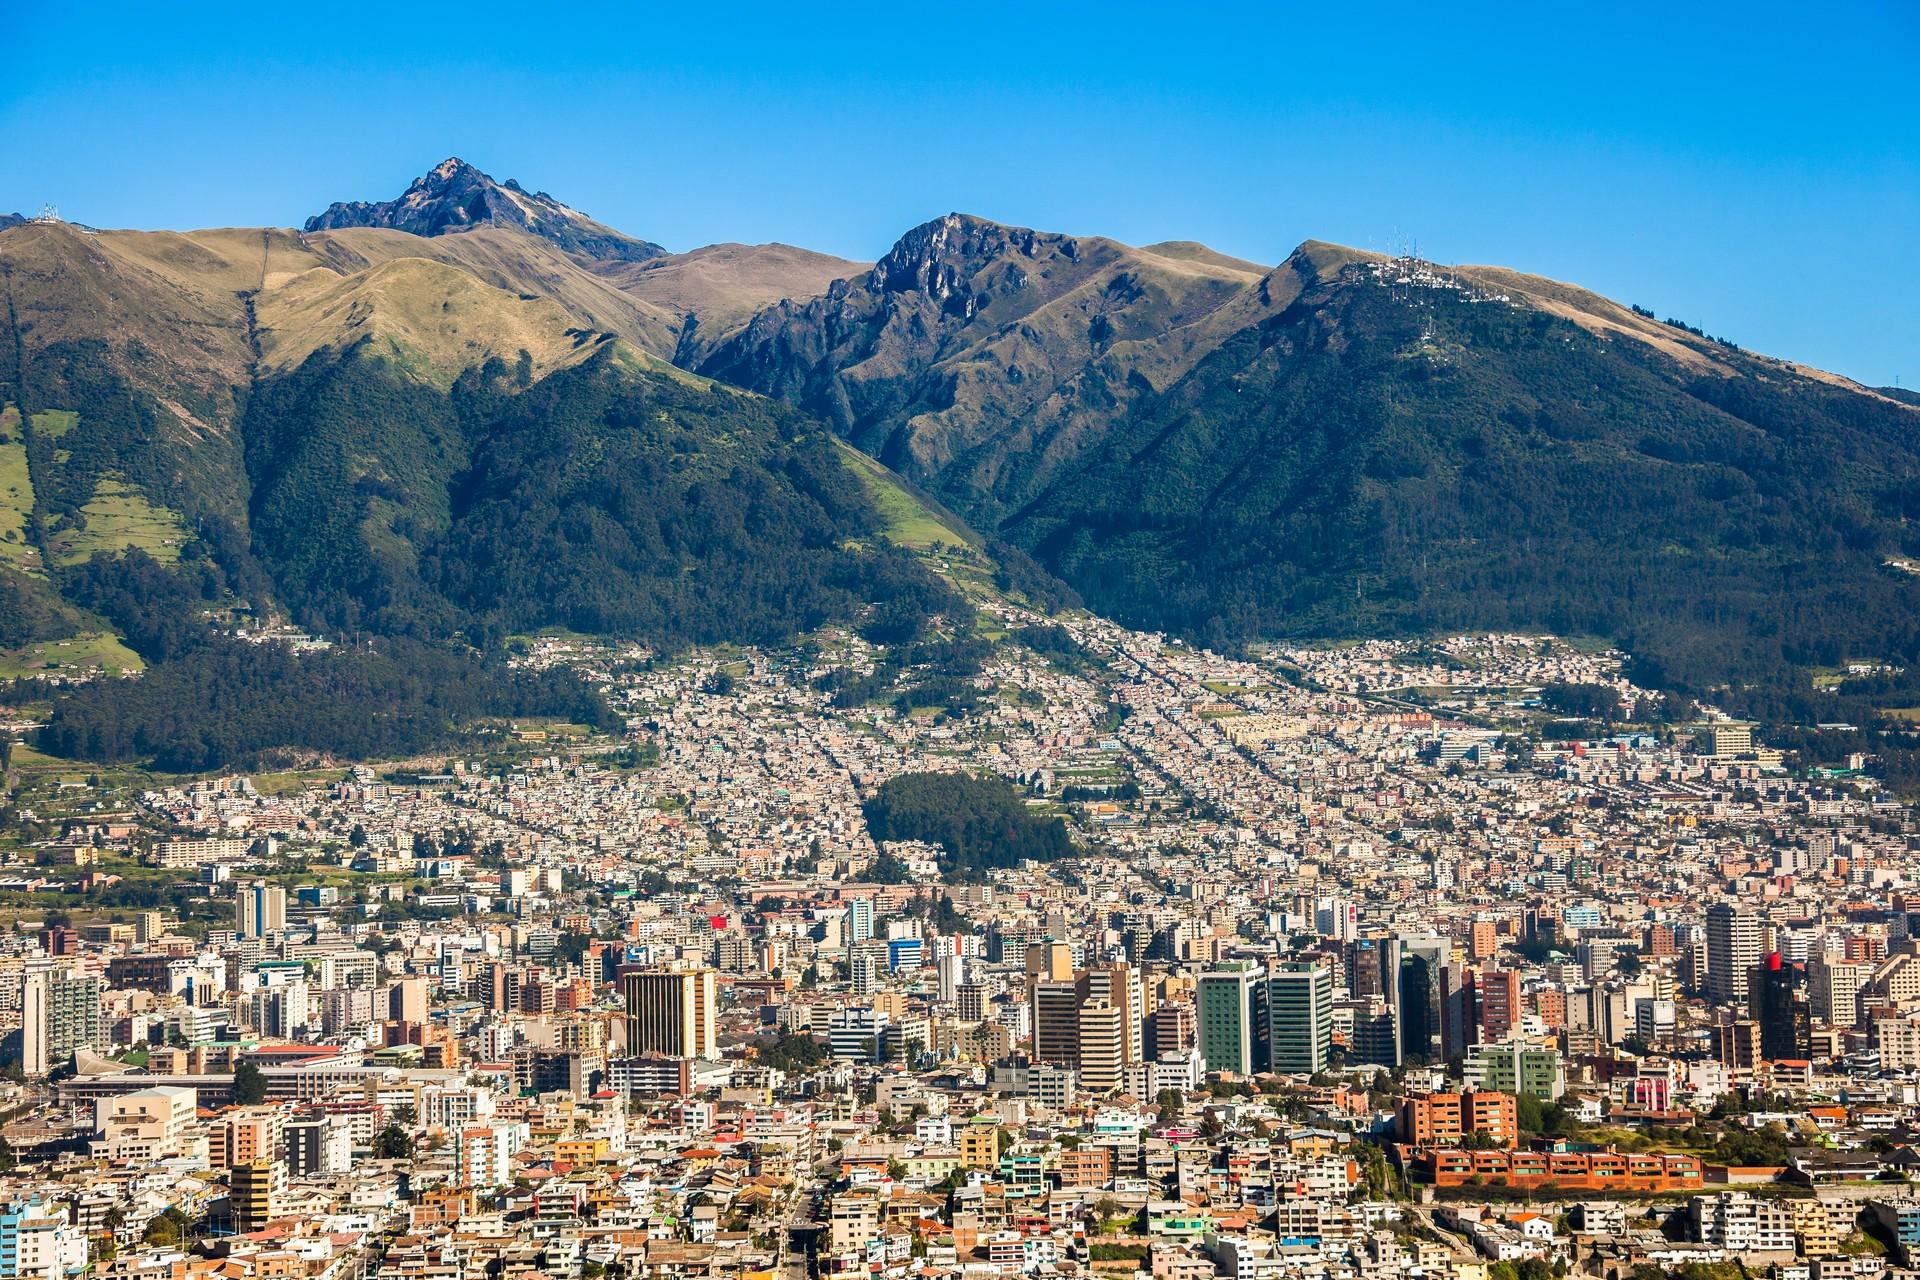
[3,0,1914,385]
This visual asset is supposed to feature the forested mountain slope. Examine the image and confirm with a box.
[706,216,1920,716]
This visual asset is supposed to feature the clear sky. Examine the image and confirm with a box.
[4,0,1914,386]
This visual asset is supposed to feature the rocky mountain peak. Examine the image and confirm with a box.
[303,158,665,263]
[868,214,1084,318]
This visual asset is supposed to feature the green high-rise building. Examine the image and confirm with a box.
[1197,965,1264,1075]
[1267,963,1334,1074]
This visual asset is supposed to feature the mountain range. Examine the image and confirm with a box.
[4,157,1919,766]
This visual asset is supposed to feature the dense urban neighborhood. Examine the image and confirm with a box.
[0,608,1912,1280]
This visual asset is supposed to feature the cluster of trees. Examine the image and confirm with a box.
[236,346,962,651]
[374,1123,415,1159]
[36,636,610,771]
[816,632,987,719]
[1015,622,1098,674]
[901,890,967,933]
[757,1028,828,1074]
[1514,1091,1579,1138]
[0,571,80,650]
[1537,682,1624,722]
[1059,780,1142,801]
[63,547,240,663]
[988,538,1081,612]
[141,1207,193,1248]
[230,1061,268,1105]
[863,770,1076,882]
[1712,1121,1795,1168]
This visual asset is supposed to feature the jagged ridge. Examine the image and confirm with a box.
[304,158,665,263]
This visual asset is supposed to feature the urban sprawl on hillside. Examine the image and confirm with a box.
[0,611,1915,1280]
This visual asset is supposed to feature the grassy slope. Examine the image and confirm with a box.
[838,439,978,553]
[27,409,78,438]
[0,406,42,574]
[0,630,143,678]
[46,477,192,565]
[834,439,1022,613]
[256,258,620,389]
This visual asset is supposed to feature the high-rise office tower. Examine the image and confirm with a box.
[1146,1001,1194,1062]
[1197,965,1266,1075]
[388,977,429,1025]
[236,883,287,939]
[937,952,964,1004]
[1026,941,1074,985]
[1751,953,1811,1061]
[1267,963,1333,1074]
[1032,980,1081,1066]
[1397,936,1449,1062]
[1078,962,1145,1064]
[1076,999,1126,1095]
[1440,965,1480,1060]
[849,898,875,944]
[1349,936,1401,1006]
[623,968,718,1058]
[850,950,878,996]
[18,969,103,1076]
[1806,957,1871,1028]
[1479,968,1522,1042]
[1706,903,1763,1004]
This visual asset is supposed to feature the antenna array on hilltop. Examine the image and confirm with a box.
[1368,233,1512,315]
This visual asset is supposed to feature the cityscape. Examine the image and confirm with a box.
[3,6,1918,1280]
[0,605,1913,1280]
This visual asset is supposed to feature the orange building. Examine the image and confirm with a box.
[1397,1090,1519,1149]
[1414,1147,1703,1192]
[1058,1146,1114,1188]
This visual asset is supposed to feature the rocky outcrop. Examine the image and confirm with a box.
[304,158,664,262]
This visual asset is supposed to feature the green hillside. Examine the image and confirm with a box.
[0,218,966,770]
[12,164,1920,767]
[1005,267,1920,719]
[430,350,960,647]
[704,215,1920,722]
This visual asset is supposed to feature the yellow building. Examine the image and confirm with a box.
[554,1137,608,1165]
[959,1119,1001,1170]
[231,1158,284,1232]
[1697,723,1754,758]
[1790,1199,1842,1258]
[623,967,718,1058]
